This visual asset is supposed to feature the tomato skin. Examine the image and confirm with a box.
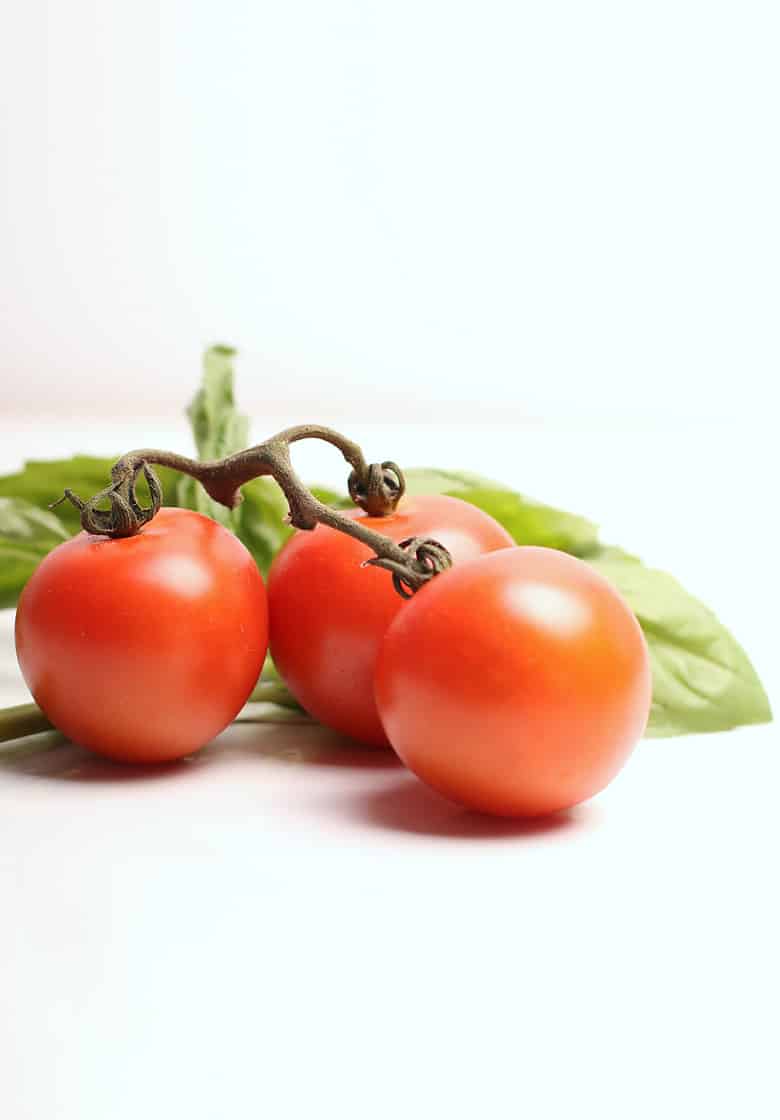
[267,494,514,746]
[374,546,651,816]
[15,509,268,763]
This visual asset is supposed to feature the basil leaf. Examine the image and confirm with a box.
[0,455,183,535]
[236,481,361,576]
[178,345,250,525]
[0,455,116,534]
[235,478,293,578]
[186,344,249,460]
[0,498,70,607]
[0,498,69,543]
[310,486,353,509]
[0,545,50,610]
[403,469,599,557]
[456,488,599,557]
[587,550,772,737]
[403,468,512,495]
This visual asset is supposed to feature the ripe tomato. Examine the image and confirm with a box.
[374,546,651,816]
[267,494,514,746]
[15,508,268,763]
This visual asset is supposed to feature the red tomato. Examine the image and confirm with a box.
[268,494,514,746]
[15,508,268,763]
[374,546,651,816]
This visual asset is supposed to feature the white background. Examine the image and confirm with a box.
[2,4,779,1119]
[2,1,779,421]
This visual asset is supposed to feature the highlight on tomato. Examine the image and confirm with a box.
[374,546,652,817]
[15,508,268,763]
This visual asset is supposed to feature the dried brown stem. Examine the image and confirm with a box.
[51,425,451,596]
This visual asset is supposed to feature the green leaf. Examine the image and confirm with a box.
[178,344,249,526]
[0,498,69,608]
[187,344,249,460]
[235,478,293,578]
[403,468,599,557]
[587,550,772,737]
[230,482,354,577]
[0,455,183,535]
[457,488,599,556]
[0,498,69,543]
[403,468,513,496]
[0,455,115,534]
[310,485,352,509]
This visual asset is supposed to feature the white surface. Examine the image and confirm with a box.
[2,2,779,422]
[1,422,778,1119]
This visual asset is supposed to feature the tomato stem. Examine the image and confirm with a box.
[51,426,453,597]
[0,702,53,743]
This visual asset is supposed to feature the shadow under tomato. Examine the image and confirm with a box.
[229,719,404,770]
[347,771,598,840]
[0,732,195,783]
[0,719,403,783]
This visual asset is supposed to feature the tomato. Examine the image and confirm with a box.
[267,494,514,746]
[374,546,651,816]
[15,508,268,763]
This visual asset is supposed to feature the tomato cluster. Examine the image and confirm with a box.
[267,494,514,747]
[16,493,651,816]
[270,503,650,816]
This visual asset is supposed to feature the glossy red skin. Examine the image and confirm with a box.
[268,494,514,746]
[375,546,652,817]
[15,509,268,763]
